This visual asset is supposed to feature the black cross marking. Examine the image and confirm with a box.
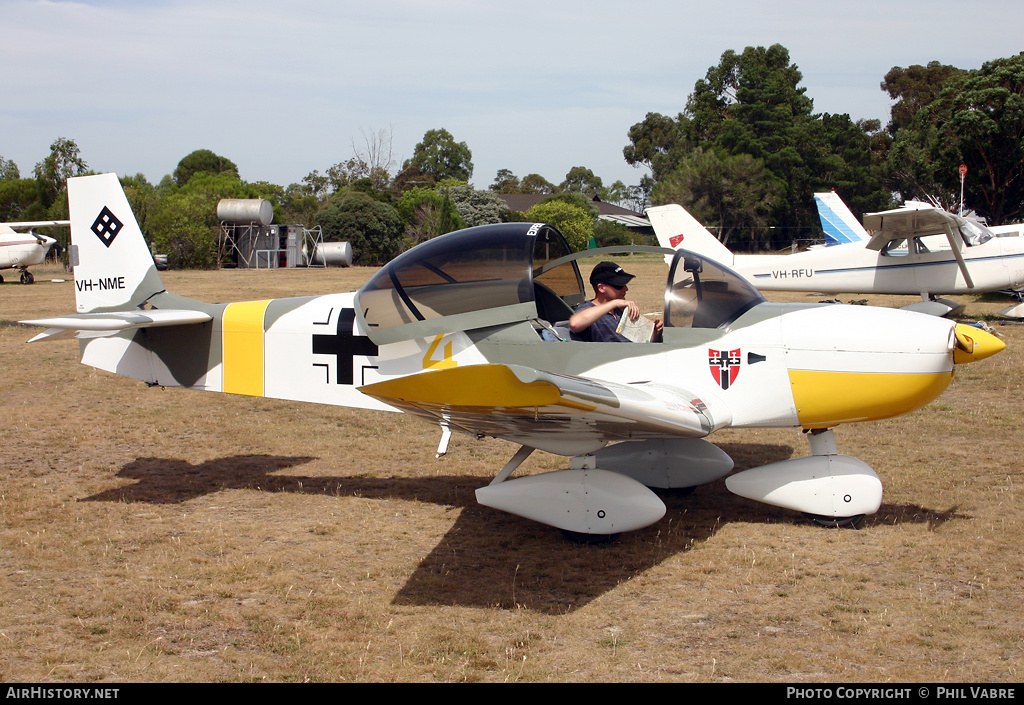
[312,308,378,385]
[91,207,124,248]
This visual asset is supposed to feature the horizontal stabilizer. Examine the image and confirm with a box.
[2,220,71,229]
[22,309,213,342]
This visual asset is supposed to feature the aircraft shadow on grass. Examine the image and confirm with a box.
[78,443,971,613]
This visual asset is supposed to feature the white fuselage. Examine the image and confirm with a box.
[0,231,55,271]
[731,236,1024,296]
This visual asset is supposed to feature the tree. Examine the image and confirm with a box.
[560,166,603,194]
[147,189,220,269]
[406,128,473,183]
[0,155,19,180]
[882,61,966,136]
[623,111,688,182]
[441,183,509,227]
[315,191,404,265]
[626,44,892,244]
[651,148,782,248]
[0,179,44,222]
[525,200,594,251]
[33,137,87,208]
[397,187,464,246]
[887,53,1024,224]
[520,173,556,194]
[490,168,521,193]
[120,174,158,241]
[173,149,238,187]
[148,170,257,268]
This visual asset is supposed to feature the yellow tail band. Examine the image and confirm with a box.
[223,300,272,396]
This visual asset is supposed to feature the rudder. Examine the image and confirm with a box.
[646,204,735,266]
[69,173,164,313]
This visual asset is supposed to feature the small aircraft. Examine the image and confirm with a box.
[648,196,1024,318]
[0,221,67,284]
[20,174,1005,539]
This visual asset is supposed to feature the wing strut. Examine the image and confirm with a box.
[490,446,536,485]
[943,222,975,289]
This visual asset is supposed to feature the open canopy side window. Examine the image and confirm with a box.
[665,249,765,329]
[355,222,581,344]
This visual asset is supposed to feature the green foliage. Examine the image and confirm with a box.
[397,187,465,246]
[0,155,20,180]
[119,174,158,244]
[148,189,220,269]
[441,184,509,227]
[525,200,593,251]
[315,191,404,265]
[593,219,642,247]
[629,44,892,248]
[0,179,44,222]
[407,128,474,182]
[560,166,603,194]
[882,61,967,135]
[147,170,256,268]
[490,168,521,193]
[173,149,238,187]
[652,148,782,248]
[33,137,88,208]
[887,52,1024,224]
[520,173,556,195]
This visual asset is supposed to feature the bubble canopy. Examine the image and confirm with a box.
[355,222,763,346]
[355,223,584,345]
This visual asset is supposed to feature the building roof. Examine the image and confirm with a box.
[494,193,651,232]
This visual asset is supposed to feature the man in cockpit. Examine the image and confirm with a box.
[569,261,663,342]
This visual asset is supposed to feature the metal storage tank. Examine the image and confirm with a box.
[314,242,353,267]
[217,199,274,225]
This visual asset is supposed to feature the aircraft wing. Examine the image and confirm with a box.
[2,220,71,229]
[862,202,976,286]
[358,363,730,443]
[21,309,213,342]
[862,202,955,251]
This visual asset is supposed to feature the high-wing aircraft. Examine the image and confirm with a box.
[0,221,67,284]
[20,174,1005,539]
[648,198,1024,318]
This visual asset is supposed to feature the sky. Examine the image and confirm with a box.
[3,0,1022,193]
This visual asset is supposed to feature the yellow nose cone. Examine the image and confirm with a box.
[953,323,1006,364]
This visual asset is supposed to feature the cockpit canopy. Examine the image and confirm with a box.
[355,221,764,345]
[665,249,765,329]
[356,223,584,344]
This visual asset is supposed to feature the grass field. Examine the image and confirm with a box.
[1,259,1022,682]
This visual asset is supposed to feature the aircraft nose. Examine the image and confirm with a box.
[953,323,1005,364]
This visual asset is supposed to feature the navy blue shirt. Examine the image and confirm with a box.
[570,301,631,342]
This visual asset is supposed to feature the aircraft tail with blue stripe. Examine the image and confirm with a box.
[814,192,868,246]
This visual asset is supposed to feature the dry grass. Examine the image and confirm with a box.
[1,259,1022,682]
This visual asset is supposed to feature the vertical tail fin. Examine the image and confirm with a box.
[645,204,735,266]
[69,173,164,313]
[814,192,868,246]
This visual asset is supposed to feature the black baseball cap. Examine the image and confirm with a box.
[589,261,635,288]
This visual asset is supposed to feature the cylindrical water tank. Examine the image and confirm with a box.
[217,199,274,225]
[314,242,353,267]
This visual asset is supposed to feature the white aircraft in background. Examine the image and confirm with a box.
[648,196,1024,318]
[0,221,68,284]
[19,174,1004,539]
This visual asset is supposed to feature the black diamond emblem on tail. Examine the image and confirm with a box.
[91,207,123,248]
